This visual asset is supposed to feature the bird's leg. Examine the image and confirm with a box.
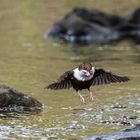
[77,91,85,103]
[88,90,95,101]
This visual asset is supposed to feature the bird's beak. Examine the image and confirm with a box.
[85,71,90,76]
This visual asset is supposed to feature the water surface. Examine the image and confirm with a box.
[0,0,140,139]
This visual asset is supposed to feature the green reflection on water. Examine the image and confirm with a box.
[0,0,140,139]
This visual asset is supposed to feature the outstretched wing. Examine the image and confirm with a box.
[92,68,129,85]
[47,71,73,89]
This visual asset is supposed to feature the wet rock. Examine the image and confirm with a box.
[47,7,140,45]
[123,116,137,120]
[111,105,127,109]
[86,125,140,140]
[0,84,42,112]
[47,7,126,45]
[100,120,131,126]
[125,7,140,44]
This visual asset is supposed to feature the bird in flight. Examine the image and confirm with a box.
[47,62,129,103]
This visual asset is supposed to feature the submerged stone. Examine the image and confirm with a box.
[47,7,140,45]
[0,84,42,113]
[86,124,140,140]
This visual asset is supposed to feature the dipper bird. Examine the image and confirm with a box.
[47,62,129,103]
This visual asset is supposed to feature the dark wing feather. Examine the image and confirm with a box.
[92,68,129,86]
[47,71,73,89]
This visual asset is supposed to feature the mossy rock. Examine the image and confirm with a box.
[0,84,42,113]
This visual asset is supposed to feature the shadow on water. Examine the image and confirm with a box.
[0,110,42,118]
[67,41,140,64]
[0,105,42,118]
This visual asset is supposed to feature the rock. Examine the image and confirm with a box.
[0,84,42,113]
[47,7,126,45]
[47,7,140,45]
[124,7,140,44]
[86,124,140,140]
[47,7,128,45]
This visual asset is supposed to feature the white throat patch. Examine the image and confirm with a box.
[73,67,95,81]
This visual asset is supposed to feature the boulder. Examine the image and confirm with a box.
[0,84,42,113]
[47,7,140,45]
[47,7,126,45]
[86,124,140,140]
[123,7,140,44]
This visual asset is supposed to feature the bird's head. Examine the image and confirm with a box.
[78,62,93,77]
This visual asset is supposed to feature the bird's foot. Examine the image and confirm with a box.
[79,95,85,103]
[90,92,96,101]
[77,92,86,103]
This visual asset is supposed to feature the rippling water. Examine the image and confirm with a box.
[0,0,140,139]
